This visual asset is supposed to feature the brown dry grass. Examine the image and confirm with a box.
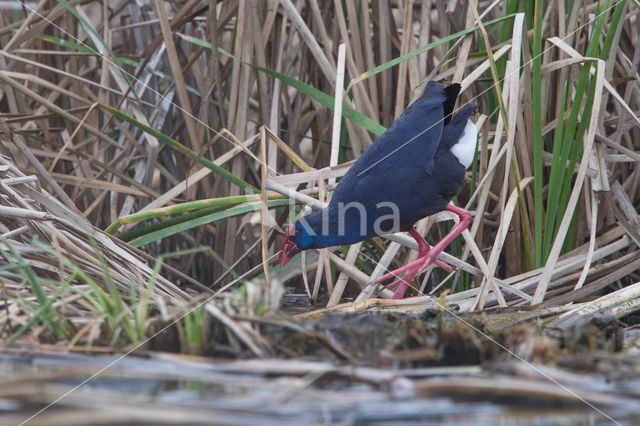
[0,1,639,349]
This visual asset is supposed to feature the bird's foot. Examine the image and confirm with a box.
[384,270,418,299]
[372,252,452,289]
[432,257,453,273]
[423,252,453,273]
[375,250,453,299]
[390,282,410,299]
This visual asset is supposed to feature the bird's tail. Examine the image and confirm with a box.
[438,104,478,151]
[448,104,477,127]
[443,83,461,125]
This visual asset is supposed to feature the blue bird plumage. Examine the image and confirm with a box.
[280,81,477,272]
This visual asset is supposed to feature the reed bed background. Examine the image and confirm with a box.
[0,0,639,350]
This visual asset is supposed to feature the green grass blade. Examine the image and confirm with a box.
[103,104,258,194]
[497,0,520,76]
[118,206,223,242]
[531,0,544,267]
[0,241,66,337]
[35,32,236,120]
[542,0,614,261]
[135,247,208,340]
[230,57,386,136]
[542,81,569,257]
[5,279,71,346]
[130,199,291,247]
[177,34,386,136]
[106,194,285,234]
[350,14,518,86]
[555,78,597,232]
[599,0,626,61]
[35,33,95,53]
[56,0,147,116]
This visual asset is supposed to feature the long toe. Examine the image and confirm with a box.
[385,268,420,298]
[372,258,425,286]
[434,258,453,272]
[420,250,453,273]
[391,282,410,299]
[372,250,452,298]
[385,277,405,291]
[385,273,413,292]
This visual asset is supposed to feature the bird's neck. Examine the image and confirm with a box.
[297,208,362,249]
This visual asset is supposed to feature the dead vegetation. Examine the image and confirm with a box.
[1,4,640,421]
[2,3,640,424]
[3,0,639,332]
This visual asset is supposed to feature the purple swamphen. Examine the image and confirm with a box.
[279,81,477,298]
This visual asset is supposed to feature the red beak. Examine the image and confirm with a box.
[279,224,300,266]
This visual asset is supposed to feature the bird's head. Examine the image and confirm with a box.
[279,221,313,266]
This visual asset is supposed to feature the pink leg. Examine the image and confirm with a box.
[408,228,453,271]
[421,204,471,269]
[373,229,452,286]
[373,204,471,299]
[382,229,452,298]
[382,229,453,298]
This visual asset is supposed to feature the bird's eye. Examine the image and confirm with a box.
[293,228,301,237]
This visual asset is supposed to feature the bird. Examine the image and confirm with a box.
[279,81,477,299]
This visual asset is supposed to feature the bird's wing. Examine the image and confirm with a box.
[336,164,442,232]
[342,82,447,187]
[350,164,429,203]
